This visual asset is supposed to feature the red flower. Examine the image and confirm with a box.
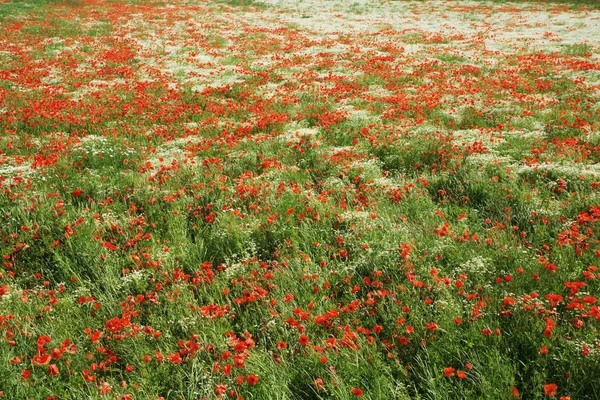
[247,374,259,386]
[82,369,97,382]
[314,378,324,391]
[32,354,52,365]
[544,383,558,396]
[457,371,467,379]
[425,322,438,332]
[21,370,31,380]
[48,364,59,376]
[215,383,227,395]
[298,335,309,346]
[351,387,363,397]
[444,367,455,377]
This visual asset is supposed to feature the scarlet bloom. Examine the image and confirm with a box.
[512,387,520,397]
[314,378,324,391]
[82,369,97,382]
[246,374,259,386]
[99,382,111,395]
[48,364,59,376]
[167,352,182,363]
[456,370,467,379]
[351,387,363,397]
[32,354,52,365]
[298,335,309,346]
[215,383,227,395]
[444,367,455,377]
[425,322,438,332]
[21,370,31,380]
[276,341,287,349]
[544,383,558,396]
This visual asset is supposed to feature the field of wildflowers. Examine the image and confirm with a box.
[0,0,599,398]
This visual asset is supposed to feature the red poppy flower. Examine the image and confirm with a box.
[48,364,59,376]
[444,367,455,377]
[351,387,363,397]
[32,354,52,365]
[298,335,309,346]
[544,383,558,396]
[314,378,324,391]
[425,322,438,332]
[247,374,259,386]
[215,383,227,395]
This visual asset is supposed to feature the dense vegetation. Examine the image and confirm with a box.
[0,0,599,399]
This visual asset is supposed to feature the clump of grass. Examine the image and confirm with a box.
[561,43,593,57]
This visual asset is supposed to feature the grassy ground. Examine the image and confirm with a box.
[0,0,599,399]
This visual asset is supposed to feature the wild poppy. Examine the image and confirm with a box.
[215,383,227,395]
[298,335,309,346]
[246,374,259,386]
[544,384,558,396]
[314,378,324,391]
[32,354,52,365]
[48,364,59,376]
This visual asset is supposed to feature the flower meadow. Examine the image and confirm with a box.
[0,0,599,398]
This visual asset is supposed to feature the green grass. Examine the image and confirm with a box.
[0,0,599,399]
